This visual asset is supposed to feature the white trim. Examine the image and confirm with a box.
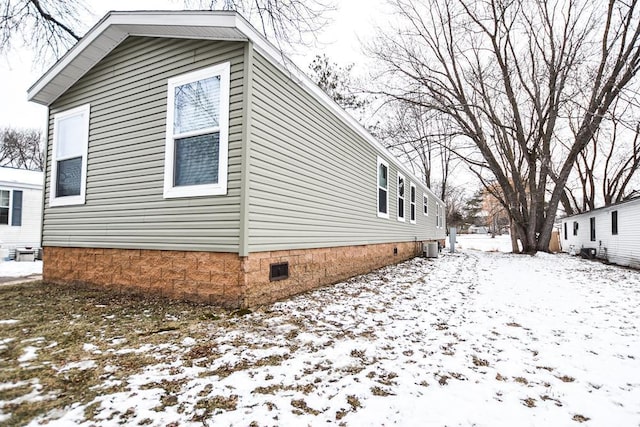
[50,104,90,207]
[397,173,405,222]
[0,188,11,226]
[163,62,230,199]
[377,156,389,219]
[423,193,429,216]
[409,182,417,224]
[27,11,446,209]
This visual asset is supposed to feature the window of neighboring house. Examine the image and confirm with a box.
[564,222,567,240]
[410,182,416,224]
[164,63,230,198]
[590,217,596,241]
[423,194,428,216]
[0,190,22,226]
[0,190,9,224]
[612,211,618,235]
[397,174,405,221]
[377,157,389,218]
[51,104,90,206]
[573,221,579,236]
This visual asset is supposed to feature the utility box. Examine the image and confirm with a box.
[16,248,35,262]
[424,242,439,258]
[579,248,597,259]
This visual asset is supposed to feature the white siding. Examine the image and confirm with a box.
[0,186,42,248]
[561,199,640,268]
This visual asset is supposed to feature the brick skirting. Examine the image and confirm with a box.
[43,240,435,308]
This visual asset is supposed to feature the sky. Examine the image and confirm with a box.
[0,0,386,130]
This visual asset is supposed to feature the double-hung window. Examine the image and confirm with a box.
[423,194,428,216]
[612,211,618,235]
[0,190,9,224]
[164,63,230,198]
[409,182,416,223]
[377,157,389,218]
[397,174,405,222]
[573,221,578,236]
[590,217,596,241]
[51,104,90,206]
[0,190,23,226]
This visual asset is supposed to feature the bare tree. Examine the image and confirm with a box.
[0,127,43,170]
[561,98,640,214]
[0,0,86,60]
[184,0,335,48]
[368,0,640,253]
[379,102,461,198]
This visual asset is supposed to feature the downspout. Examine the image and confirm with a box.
[238,40,254,258]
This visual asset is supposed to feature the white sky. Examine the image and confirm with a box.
[0,0,387,130]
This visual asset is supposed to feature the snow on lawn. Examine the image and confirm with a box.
[2,245,639,426]
[0,260,42,278]
[453,233,517,252]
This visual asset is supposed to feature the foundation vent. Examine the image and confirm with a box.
[269,262,289,281]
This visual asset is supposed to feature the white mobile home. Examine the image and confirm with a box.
[0,167,43,253]
[27,11,446,308]
[561,198,640,268]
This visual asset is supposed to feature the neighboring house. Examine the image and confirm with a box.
[0,167,43,253]
[27,11,446,308]
[560,198,640,268]
[468,225,488,234]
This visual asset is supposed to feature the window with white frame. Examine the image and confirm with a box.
[0,190,23,226]
[436,202,441,228]
[0,190,9,224]
[377,157,389,218]
[410,182,416,223]
[423,194,428,216]
[397,174,405,221]
[51,104,90,206]
[164,63,230,198]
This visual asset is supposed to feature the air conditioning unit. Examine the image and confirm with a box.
[579,248,596,259]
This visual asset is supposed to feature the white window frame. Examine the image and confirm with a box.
[0,188,11,225]
[436,202,441,228]
[50,104,90,207]
[409,182,416,224]
[377,156,389,219]
[423,193,429,216]
[397,173,405,222]
[163,62,230,199]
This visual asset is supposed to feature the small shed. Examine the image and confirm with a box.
[560,198,640,268]
[0,167,43,254]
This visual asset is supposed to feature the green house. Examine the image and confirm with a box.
[28,11,446,307]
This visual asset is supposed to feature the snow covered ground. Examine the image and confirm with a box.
[0,260,42,278]
[1,240,639,426]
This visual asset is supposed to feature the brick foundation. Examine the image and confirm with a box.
[43,240,438,308]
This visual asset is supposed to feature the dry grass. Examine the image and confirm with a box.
[0,281,230,426]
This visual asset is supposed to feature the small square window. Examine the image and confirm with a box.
[269,262,289,281]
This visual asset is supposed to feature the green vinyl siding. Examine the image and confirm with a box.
[247,52,445,252]
[43,37,245,252]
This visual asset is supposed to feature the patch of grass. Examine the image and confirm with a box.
[0,281,230,426]
[370,386,394,396]
[557,375,575,383]
[506,322,522,327]
[572,414,590,423]
[192,395,238,421]
[472,355,489,367]
[514,376,529,385]
[291,398,320,415]
[346,394,361,410]
[522,397,536,408]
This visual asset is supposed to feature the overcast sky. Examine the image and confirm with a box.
[0,0,386,130]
